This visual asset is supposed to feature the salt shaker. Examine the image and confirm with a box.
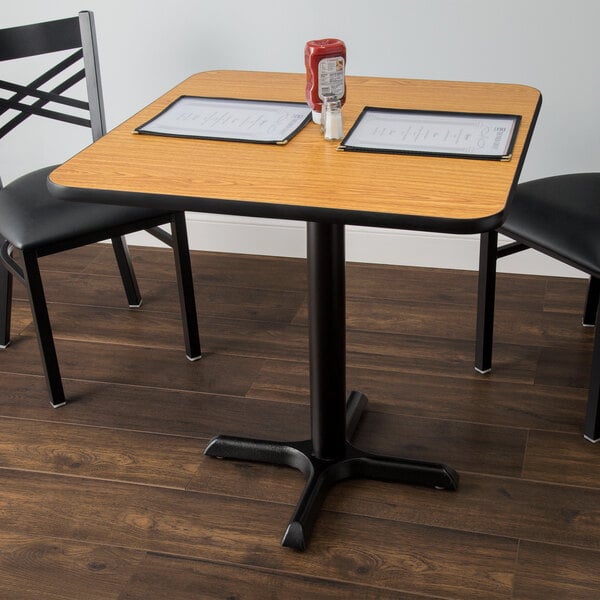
[322,97,343,141]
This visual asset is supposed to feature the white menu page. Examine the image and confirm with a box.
[136,96,312,144]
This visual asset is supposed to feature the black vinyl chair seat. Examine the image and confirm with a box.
[476,171,600,442]
[502,173,600,278]
[0,165,172,251]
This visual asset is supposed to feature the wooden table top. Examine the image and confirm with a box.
[49,70,541,233]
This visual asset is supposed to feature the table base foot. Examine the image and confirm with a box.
[204,391,459,551]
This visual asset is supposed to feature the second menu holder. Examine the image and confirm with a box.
[339,107,521,160]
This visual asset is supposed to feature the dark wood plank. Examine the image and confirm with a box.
[3,300,31,337]
[119,552,420,600]
[21,303,193,350]
[38,244,107,273]
[346,262,480,305]
[196,285,305,323]
[513,541,600,599]
[87,247,309,293]
[19,303,309,361]
[489,307,596,350]
[539,310,596,347]
[535,345,591,389]
[191,460,600,550]
[347,330,540,383]
[294,296,543,343]
[0,372,309,440]
[347,330,539,383]
[353,410,527,476]
[0,532,144,600]
[347,263,547,312]
[12,270,305,323]
[0,335,263,396]
[522,430,600,488]
[83,245,178,281]
[326,474,600,550]
[248,360,585,434]
[0,470,518,599]
[0,418,206,487]
[543,276,589,314]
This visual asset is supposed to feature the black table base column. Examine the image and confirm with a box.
[204,222,459,551]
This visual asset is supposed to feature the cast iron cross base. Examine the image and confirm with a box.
[204,390,459,551]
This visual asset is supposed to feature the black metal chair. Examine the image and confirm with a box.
[0,11,201,407]
[475,173,600,442]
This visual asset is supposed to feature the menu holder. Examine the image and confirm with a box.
[134,96,312,145]
[338,107,521,160]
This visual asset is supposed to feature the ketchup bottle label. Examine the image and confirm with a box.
[318,56,345,100]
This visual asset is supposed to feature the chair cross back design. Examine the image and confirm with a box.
[475,174,600,442]
[0,20,92,138]
[0,11,201,407]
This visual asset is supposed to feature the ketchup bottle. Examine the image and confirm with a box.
[304,38,346,124]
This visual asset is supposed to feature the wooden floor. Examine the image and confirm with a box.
[0,244,599,599]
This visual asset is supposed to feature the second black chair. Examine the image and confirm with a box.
[0,11,201,407]
[475,173,600,442]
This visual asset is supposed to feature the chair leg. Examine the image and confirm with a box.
[475,231,498,373]
[582,276,600,327]
[170,213,201,360]
[0,250,12,348]
[111,236,142,307]
[585,318,600,442]
[22,251,66,407]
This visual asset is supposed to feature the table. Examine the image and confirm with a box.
[49,70,541,550]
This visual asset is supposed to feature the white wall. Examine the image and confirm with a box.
[3,1,599,276]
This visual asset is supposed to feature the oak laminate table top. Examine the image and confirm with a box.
[49,70,541,233]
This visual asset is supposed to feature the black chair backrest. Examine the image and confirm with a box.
[0,11,106,142]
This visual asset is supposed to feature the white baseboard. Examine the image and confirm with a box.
[123,213,585,278]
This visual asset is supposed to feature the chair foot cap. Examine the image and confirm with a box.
[186,354,202,362]
[583,434,599,443]
[0,342,10,349]
[474,366,491,374]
